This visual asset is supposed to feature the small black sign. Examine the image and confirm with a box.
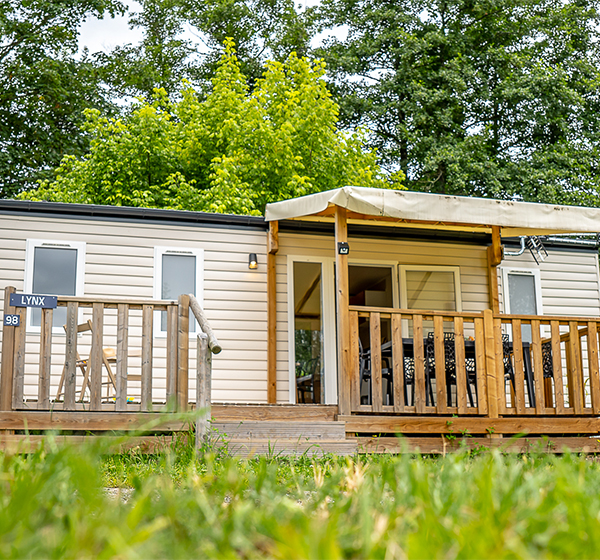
[10,293,58,308]
[3,314,20,327]
[337,242,350,255]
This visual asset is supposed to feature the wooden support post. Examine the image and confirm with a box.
[63,302,78,411]
[177,294,190,412]
[12,305,26,409]
[487,226,502,314]
[166,304,178,408]
[0,286,16,412]
[90,303,103,411]
[115,303,128,412]
[195,333,212,449]
[335,206,351,416]
[38,308,53,409]
[483,309,499,419]
[267,220,278,404]
[141,304,153,412]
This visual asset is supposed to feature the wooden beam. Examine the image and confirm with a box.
[487,226,502,314]
[489,226,503,265]
[335,206,351,415]
[483,309,499,418]
[356,436,600,454]
[0,286,16,412]
[0,412,188,432]
[267,221,279,404]
[268,220,279,254]
[211,404,338,422]
[177,295,190,412]
[339,415,600,435]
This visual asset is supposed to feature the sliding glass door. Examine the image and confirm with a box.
[288,257,336,404]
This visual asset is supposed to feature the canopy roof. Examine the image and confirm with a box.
[265,187,600,236]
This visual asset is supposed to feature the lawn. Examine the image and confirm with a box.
[1,434,600,558]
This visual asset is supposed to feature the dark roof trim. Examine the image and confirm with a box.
[0,200,268,230]
[503,236,599,252]
[279,219,492,245]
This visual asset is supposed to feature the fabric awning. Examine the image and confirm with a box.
[264,187,600,236]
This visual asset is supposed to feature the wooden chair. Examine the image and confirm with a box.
[55,320,118,402]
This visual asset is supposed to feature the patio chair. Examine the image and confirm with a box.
[55,320,118,402]
[425,332,478,408]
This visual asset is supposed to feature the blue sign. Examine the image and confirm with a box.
[9,293,58,309]
[3,314,20,327]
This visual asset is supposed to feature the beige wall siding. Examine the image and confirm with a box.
[501,248,600,317]
[0,213,268,404]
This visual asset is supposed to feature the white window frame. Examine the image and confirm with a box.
[348,259,400,308]
[153,246,204,337]
[287,255,337,405]
[501,267,543,315]
[399,265,463,312]
[24,239,86,334]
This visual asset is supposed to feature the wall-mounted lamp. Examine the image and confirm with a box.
[248,253,258,269]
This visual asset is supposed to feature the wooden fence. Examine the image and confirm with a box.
[0,286,219,416]
[350,306,600,418]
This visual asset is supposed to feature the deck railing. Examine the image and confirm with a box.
[349,306,600,417]
[0,287,220,415]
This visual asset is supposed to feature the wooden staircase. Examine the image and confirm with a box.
[210,421,358,457]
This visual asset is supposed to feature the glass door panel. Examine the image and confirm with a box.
[293,261,324,404]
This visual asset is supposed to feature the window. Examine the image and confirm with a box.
[399,265,462,312]
[154,247,204,334]
[24,240,86,331]
[348,264,395,308]
[502,268,542,342]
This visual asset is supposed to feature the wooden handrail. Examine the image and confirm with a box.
[56,295,177,311]
[188,294,222,354]
[349,305,600,325]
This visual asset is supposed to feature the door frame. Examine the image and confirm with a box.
[287,255,337,405]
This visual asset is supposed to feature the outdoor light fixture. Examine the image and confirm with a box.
[248,253,258,269]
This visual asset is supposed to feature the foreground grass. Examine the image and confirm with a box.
[1,436,600,558]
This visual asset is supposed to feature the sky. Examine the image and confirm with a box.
[78,0,332,55]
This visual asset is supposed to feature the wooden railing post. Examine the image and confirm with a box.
[0,286,16,411]
[267,221,278,404]
[335,206,351,416]
[195,333,212,448]
[483,309,499,419]
[177,294,190,412]
[166,304,178,408]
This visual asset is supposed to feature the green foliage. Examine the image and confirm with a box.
[95,0,201,99]
[316,0,600,203]
[5,436,600,557]
[24,41,391,214]
[0,0,124,197]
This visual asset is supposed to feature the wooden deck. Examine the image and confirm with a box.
[2,284,600,454]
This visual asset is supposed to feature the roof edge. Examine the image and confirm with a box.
[0,200,267,229]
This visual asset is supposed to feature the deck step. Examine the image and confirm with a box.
[223,439,359,457]
[211,421,347,441]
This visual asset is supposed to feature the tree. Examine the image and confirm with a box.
[98,0,316,100]
[0,0,124,198]
[184,0,316,86]
[316,0,600,204]
[95,0,200,99]
[23,41,395,214]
